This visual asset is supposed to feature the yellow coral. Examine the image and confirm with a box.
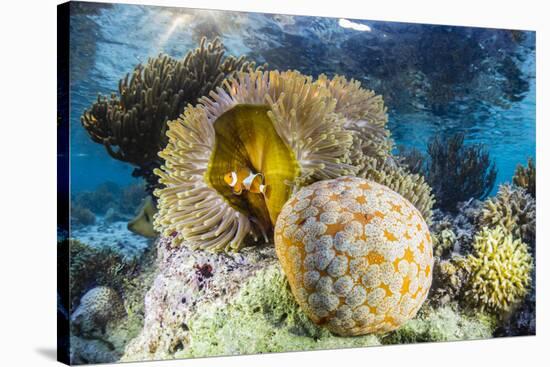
[275,177,433,336]
[154,70,389,252]
[464,226,532,314]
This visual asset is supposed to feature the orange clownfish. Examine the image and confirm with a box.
[224,167,267,195]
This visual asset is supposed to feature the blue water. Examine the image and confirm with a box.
[69,2,535,195]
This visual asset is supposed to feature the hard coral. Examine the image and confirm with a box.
[425,133,497,212]
[82,37,259,193]
[154,70,390,252]
[275,177,433,336]
[513,158,536,198]
[478,184,535,246]
[71,286,126,337]
[463,226,533,315]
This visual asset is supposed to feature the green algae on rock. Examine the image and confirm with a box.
[381,304,496,344]
[178,265,380,358]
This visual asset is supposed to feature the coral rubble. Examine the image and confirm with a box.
[82,38,259,192]
[275,177,433,336]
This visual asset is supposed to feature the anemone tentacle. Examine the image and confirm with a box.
[155,70,391,252]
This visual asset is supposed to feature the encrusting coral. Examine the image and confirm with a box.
[154,70,390,252]
[275,177,433,336]
[513,158,535,198]
[82,37,260,192]
[462,226,533,315]
[478,184,536,246]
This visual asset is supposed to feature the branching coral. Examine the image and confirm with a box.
[463,226,533,315]
[154,70,390,252]
[82,37,259,192]
[425,133,497,212]
[478,184,536,246]
[357,156,434,221]
[513,158,536,198]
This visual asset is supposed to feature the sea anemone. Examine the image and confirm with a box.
[154,70,389,252]
[463,226,533,315]
[357,156,434,221]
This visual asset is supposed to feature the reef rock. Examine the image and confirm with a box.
[121,236,380,362]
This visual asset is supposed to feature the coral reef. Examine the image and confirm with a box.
[70,286,147,364]
[425,133,497,212]
[68,240,158,364]
[275,177,433,336]
[154,70,390,252]
[381,304,496,344]
[82,38,259,192]
[478,184,536,246]
[73,181,121,215]
[65,239,144,310]
[430,199,484,256]
[358,156,434,221]
[513,158,535,197]
[462,226,533,315]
